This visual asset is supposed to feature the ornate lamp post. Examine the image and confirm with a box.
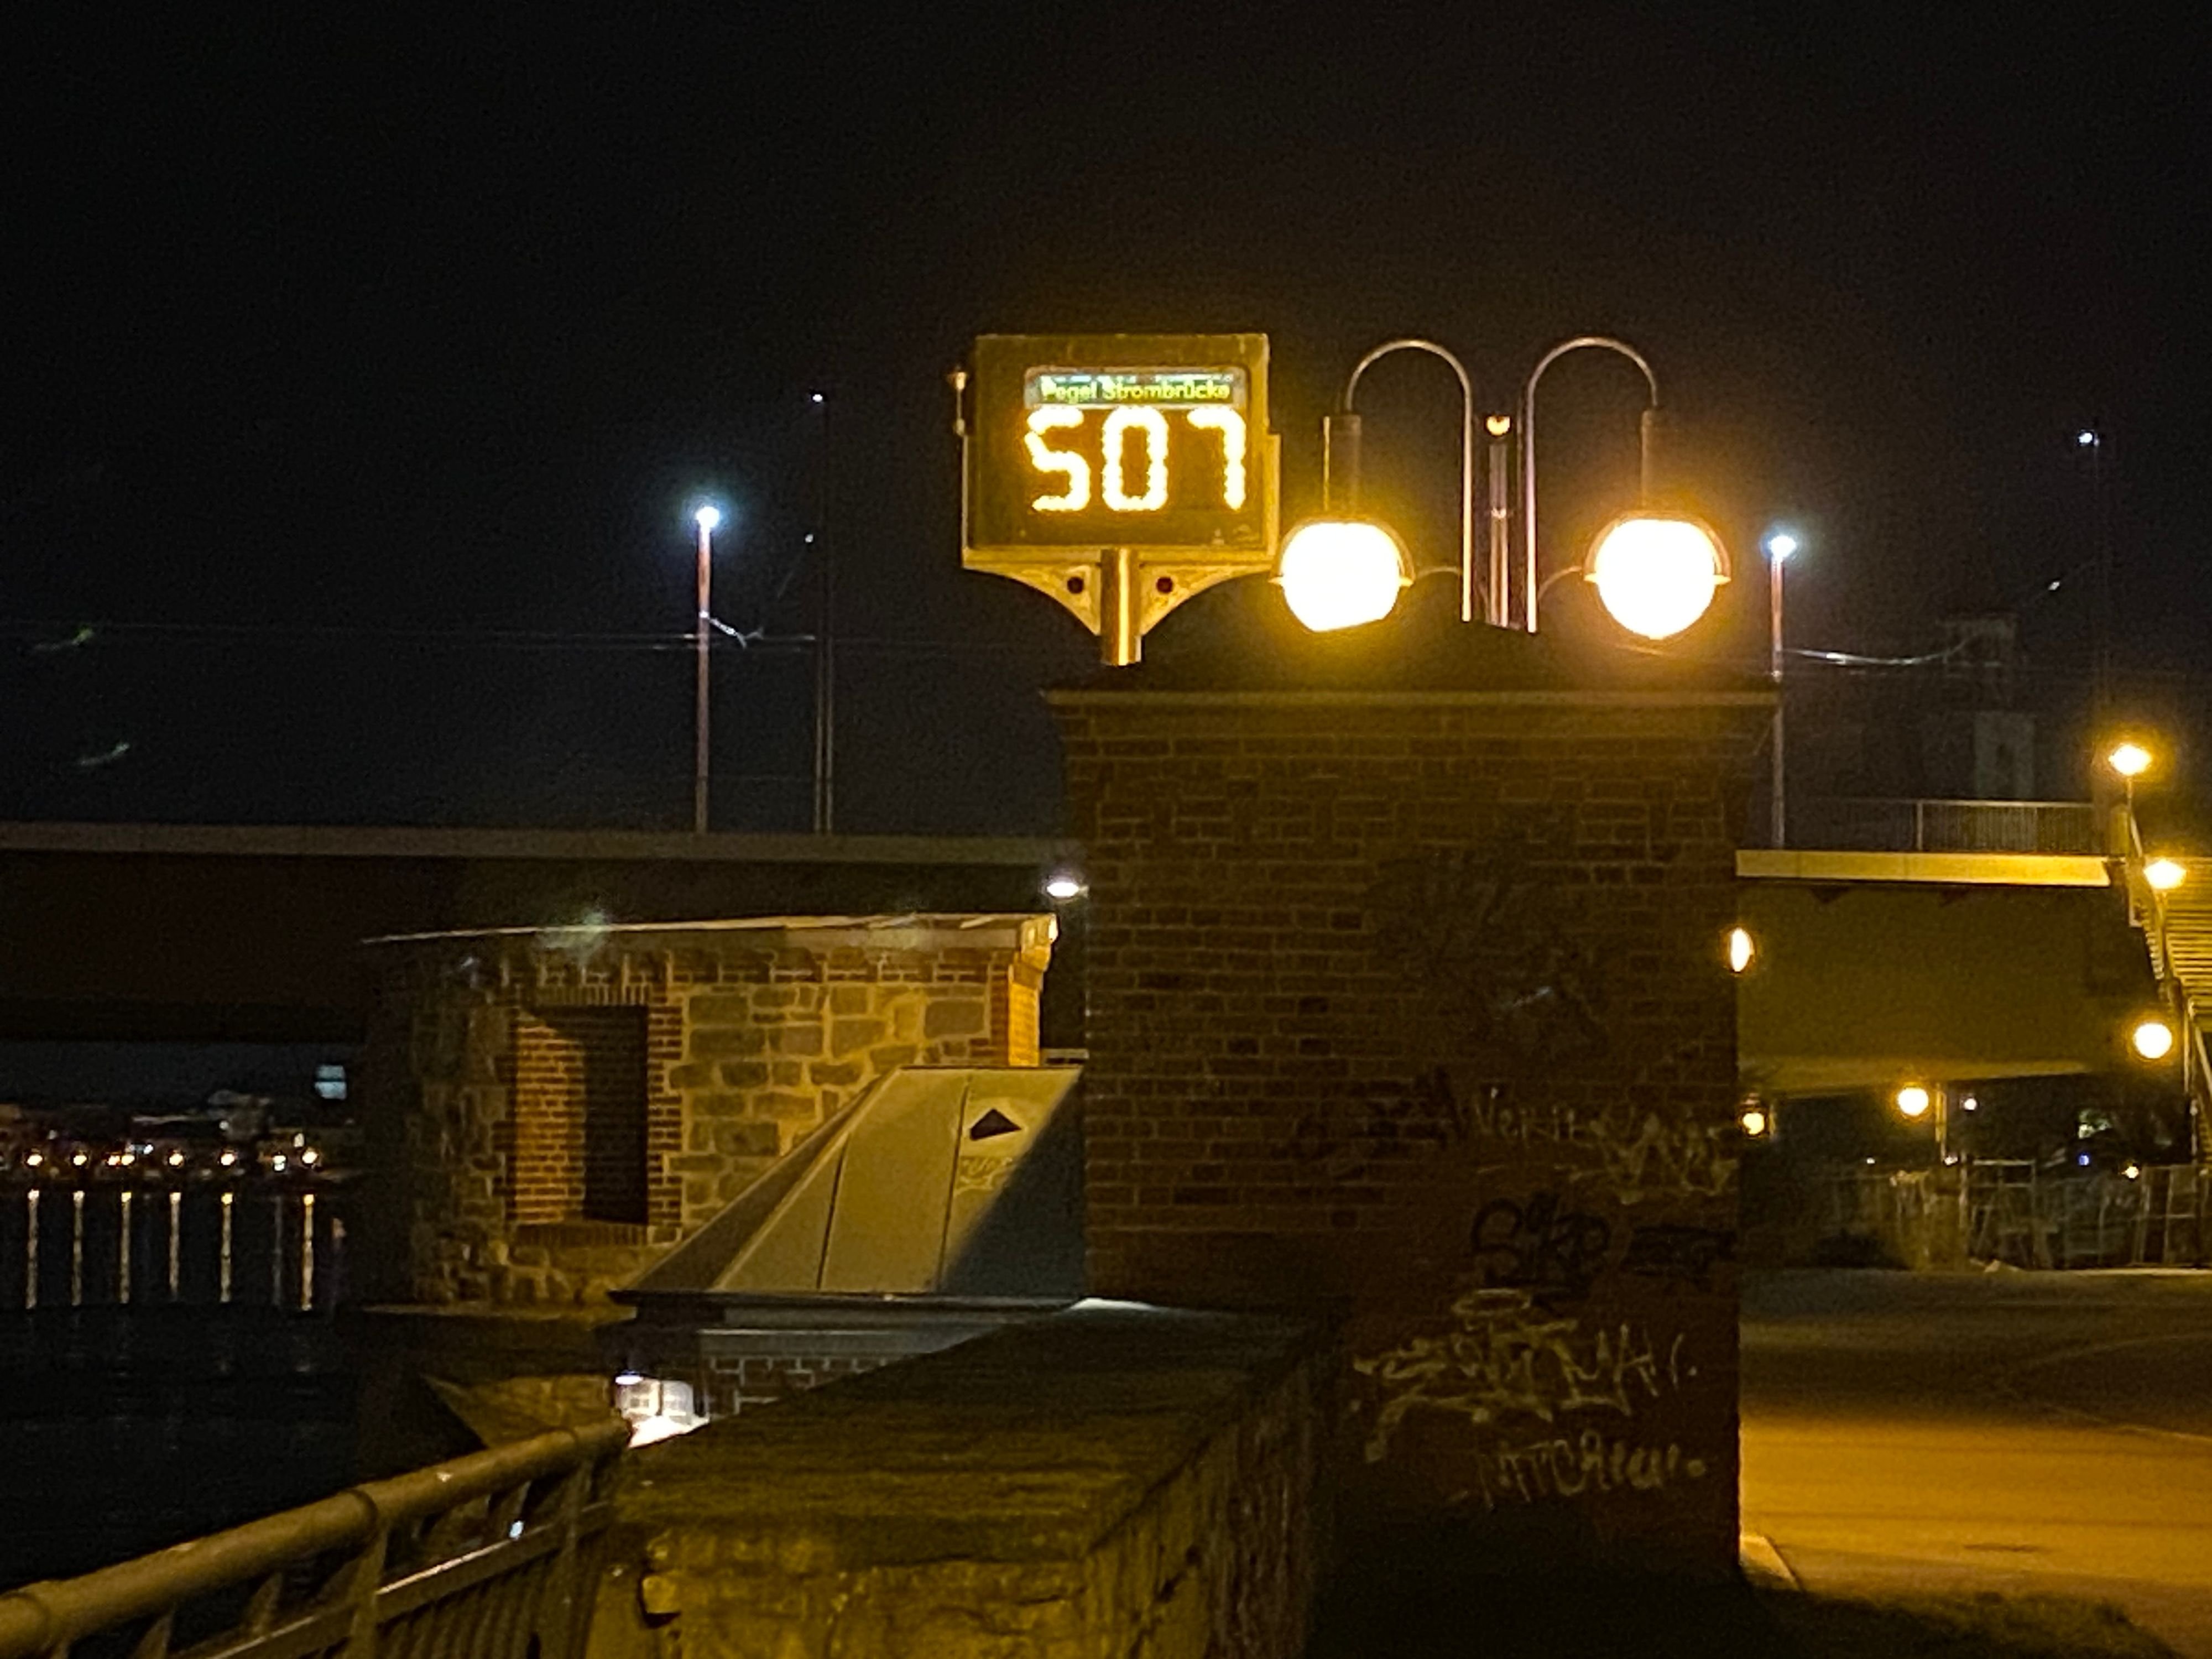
[1277,334,1729,640]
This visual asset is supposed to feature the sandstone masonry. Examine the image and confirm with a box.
[361,915,1054,1306]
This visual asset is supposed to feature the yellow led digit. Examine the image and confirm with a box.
[1024,408,1089,512]
[1100,406,1169,512]
[1185,406,1246,509]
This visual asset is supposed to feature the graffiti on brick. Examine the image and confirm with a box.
[1619,1224,1736,1292]
[1352,1287,1689,1464]
[1407,1066,1739,1204]
[1462,1429,1709,1511]
[1470,1191,1614,1305]
[1366,842,1609,1067]
[1288,1072,1478,1174]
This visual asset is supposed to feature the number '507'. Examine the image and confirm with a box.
[1024,407,1247,514]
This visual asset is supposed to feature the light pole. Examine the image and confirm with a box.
[692,504,721,834]
[1765,531,1799,847]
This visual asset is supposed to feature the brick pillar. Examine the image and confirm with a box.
[1052,686,1766,1575]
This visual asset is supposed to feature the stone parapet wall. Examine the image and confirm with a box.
[588,1307,1327,1659]
[1051,688,1766,1575]
[361,916,1055,1306]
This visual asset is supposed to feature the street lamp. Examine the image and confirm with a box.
[2132,1018,2176,1061]
[1277,338,1479,629]
[1277,335,1729,640]
[1764,531,1799,847]
[691,504,723,834]
[2146,857,2187,893]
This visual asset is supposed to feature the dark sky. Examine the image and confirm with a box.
[4,9,2202,834]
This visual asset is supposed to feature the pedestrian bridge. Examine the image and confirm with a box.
[1736,816,2184,1101]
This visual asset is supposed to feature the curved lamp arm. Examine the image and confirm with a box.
[1343,338,1483,623]
[1520,336,1658,632]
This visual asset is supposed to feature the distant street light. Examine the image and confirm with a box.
[1727,926,1756,974]
[2146,857,2187,893]
[1765,530,1799,847]
[1042,871,1086,902]
[692,504,723,834]
[2107,741,2152,781]
[2132,1018,2176,1061]
[1277,335,1728,640]
[1895,1084,1932,1119]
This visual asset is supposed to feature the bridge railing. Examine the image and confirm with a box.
[1791,796,2099,854]
[0,1418,626,1659]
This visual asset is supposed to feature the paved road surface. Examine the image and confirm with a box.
[1744,1269,2212,1656]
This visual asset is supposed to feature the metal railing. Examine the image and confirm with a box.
[1790,796,2099,854]
[0,1419,626,1659]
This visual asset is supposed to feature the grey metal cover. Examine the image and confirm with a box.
[628,1067,1083,1300]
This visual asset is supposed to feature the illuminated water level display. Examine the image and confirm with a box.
[965,334,1272,555]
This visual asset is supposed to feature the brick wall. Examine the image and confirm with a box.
[509,1008,649,1227]
[1051,688,1766,1575]
[362,916,1055,1306]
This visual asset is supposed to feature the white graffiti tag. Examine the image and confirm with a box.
[1353,1288,1688,1464]
[1467,1430,1709,1510]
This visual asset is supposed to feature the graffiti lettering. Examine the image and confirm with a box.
[1467,1429,1709,1510]
[1470,1191,1613,1305]
[1620,1224,1736,1292]
[1352,1288,1688,1464]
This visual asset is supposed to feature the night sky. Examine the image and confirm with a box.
[5,11,2202,836]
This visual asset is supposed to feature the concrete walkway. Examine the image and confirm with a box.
[1744,1269,2212,1657]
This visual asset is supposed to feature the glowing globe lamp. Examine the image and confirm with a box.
[2146,857,2187,893]
[1277,519,1412,633]
[2133,1018,2176,1061]
[2108,742,2152,780]
[1585,512,1729,639]
[1895,1084,1932,1119]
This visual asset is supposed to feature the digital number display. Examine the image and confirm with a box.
[964,335,1272,556]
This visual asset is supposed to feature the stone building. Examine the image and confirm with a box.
[358,914,1055,1305]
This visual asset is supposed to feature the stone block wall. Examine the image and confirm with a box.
[588,1307,1326,1659]
[361,915,1055,1306]
[1051,687,1766,1575]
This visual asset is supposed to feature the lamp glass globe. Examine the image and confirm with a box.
[1277,519,1412,632]
[1585,513,1728,639]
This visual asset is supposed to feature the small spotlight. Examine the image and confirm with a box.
[219,1150,238,1168]
[2132,1018,2176,1061]
[1484,414,1511,436]
[1895,1085,1932,1119]
[2077,429,2098,447]
[810,392,825,404]
[1962,1095,1979,1113]
[300,1149,320,1166]
[1739,1106,1769,1139]
[2124,1162,2142,1181]
[1043,872,1086,901]
[2146,858,2187,892]
[25,1152,43,1168]
[166,1151,185,1167]
[2078,1152,2093,1167]
[1728,926,1755,974]
[272,1155,288,1173]
[71,1152,88,1168]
